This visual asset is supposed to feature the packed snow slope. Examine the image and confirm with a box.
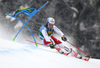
[0,38,100,68]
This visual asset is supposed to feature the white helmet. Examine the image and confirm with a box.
[47,17,55,24]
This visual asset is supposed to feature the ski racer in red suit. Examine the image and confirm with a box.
[39,17,82,59]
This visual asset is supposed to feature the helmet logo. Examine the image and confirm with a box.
[50,18,54,23]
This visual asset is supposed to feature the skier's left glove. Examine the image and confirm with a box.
[49,42,55,49]
[61,36,67,41]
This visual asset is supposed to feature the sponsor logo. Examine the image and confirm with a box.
[50,18,54,23]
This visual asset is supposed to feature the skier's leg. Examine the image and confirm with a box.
[42,38,64,54]
[51,36,82,58]
[71,50,82,59]
[57,43,82,58]
[55,45,64,54]
[57,43,72,53]
[40,39,50,47]
[58,43,82,57]
[51,36,69,55]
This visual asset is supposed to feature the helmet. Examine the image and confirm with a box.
[47,17,55,24]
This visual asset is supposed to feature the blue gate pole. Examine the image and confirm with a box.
[12,17,31,41]
[12,1,49,41]
[13,17,38,46]
[6,1,49,47]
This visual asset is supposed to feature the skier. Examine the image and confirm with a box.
[39,17,82,59]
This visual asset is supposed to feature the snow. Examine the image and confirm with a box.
[10,17,16,22]
[14,21,23,29]
[0,38,100,68]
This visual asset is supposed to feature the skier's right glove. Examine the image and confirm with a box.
[61,36,67,41]
[49,42,55,49]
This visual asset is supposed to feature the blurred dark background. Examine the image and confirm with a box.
[0,0,100,59]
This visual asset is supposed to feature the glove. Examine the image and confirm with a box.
[49,42,55,49]
[61,36,67,41]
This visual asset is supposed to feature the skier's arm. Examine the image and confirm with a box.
[53,25,67,41]
[41,29,51,42]
[41,29,55,48]
[53,25,64,37]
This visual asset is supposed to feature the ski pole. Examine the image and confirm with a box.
[66,41,91,58]
[26,39,54,47]
[26,39,44,45]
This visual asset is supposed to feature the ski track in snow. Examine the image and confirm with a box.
[0,38,100,68]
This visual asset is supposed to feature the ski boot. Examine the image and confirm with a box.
[64,52,69,56]
[76,54,89,61]
[76,54,82,59]
[82,57,89,61]
[55,47,64,54]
